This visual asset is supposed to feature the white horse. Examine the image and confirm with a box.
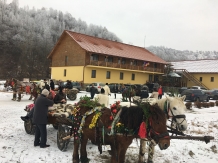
[136,95,187,163]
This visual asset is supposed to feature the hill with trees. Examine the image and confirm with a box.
[0,0,121,80]
[0,0,217,80]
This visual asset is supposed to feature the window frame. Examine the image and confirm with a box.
[91,70,96,78]
[211,77,214,82]
[106,71,111,79]
[131,73,135,80]
[120,72,123,80]
[64,69,66,77]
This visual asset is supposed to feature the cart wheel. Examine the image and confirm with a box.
[67,91,77,100]
[57,125,70,151]
[24,119,35,135]
[53,124,58,130]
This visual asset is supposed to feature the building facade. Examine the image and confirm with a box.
[171,60,218,90]
[47,30,168,84]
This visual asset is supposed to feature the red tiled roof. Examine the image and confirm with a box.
[49,30,167,64]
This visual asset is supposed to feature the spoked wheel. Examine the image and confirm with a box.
[24,118,35,135]
[67,90,77,100]
[57,124,70,151]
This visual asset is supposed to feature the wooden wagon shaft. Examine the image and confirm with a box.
[170,135,214,144]
[62,135,74,140]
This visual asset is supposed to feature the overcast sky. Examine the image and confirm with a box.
[8,0,218,51]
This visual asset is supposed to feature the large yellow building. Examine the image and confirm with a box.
[47,30,167,84]
[171,60,218,90]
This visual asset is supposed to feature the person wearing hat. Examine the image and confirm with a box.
[53,86,67,104]
[94,88,109,107]
[32,89,54,148]
[103,83,111,96]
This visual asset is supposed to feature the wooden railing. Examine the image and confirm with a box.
[88,60,163,73]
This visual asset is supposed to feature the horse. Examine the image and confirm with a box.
[4,78,39,102]
[137,95,188,162]
[72,102,170,163]
[121,85,137,102]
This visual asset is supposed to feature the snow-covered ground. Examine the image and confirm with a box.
[0,89,217,163]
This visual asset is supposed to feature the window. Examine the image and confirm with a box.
[121,58,126,64]
[118,58,121,64]
[131,74,135,80]
[211,77,214,82]
[106,71,111,79]
[108,56,113,62]
[120,72,123,80]
[64,69,66,77]
[91,70,96,78]
[133,60,137,66]
[91,54,99,61]
[199,77,202,82]
[65,56,68,66]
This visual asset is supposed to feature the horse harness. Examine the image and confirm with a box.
[164,100,186,130]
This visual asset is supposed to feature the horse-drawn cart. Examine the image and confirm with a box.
[24,111,59,135]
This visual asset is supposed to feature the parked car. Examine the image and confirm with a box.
[145,83,159,93]
[191,86,207,90]
[178,87,188,94]
[204,89,218,100]
[86,82,105,93]
[71,82,82,92]
[181,89,209,102]
[108,83,121,93]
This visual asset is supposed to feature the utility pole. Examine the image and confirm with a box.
[144,35,146,48]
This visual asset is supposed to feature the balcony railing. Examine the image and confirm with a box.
[88,60,163,73]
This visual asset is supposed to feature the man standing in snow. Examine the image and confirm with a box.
[32,89,54,148]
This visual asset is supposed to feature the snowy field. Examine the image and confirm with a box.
[0,88,218,163]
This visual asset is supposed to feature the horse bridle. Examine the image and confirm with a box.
[165,101,186,130]
[147,118,170,145]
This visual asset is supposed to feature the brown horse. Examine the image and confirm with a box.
[121,85,136,102]
[4,78,39,101]
[72,104,170,163]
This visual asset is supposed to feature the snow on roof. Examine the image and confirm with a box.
[170,59,218,73]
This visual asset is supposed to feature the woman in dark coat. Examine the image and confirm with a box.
[32,89,54,148]
[53,86,67,104]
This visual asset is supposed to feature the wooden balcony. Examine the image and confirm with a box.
[88,60,163,73]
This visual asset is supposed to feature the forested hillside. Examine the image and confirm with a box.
[1,1,217,80]
[147,46,218,62]
[0,0,121,80]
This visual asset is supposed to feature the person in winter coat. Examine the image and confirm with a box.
[150,88,159,99]
[103,83,111,96]
[94,88,109,107]
[50,80,54,90]
[114,84,119,99]
[65,80,73,89]
[140,87,149,99]
[44,82,50,91]
[53,87,67,104]
[32,89,54,148]
[90,84,97,99]
[158,85,163,99]
[38,80,45,93]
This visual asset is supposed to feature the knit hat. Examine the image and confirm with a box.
[41,89,49,96]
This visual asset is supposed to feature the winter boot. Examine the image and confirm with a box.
[17,94,21,102]
[12,94,16,101]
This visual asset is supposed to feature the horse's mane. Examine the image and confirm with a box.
[150,103,166,123]
[119,106,143,132]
